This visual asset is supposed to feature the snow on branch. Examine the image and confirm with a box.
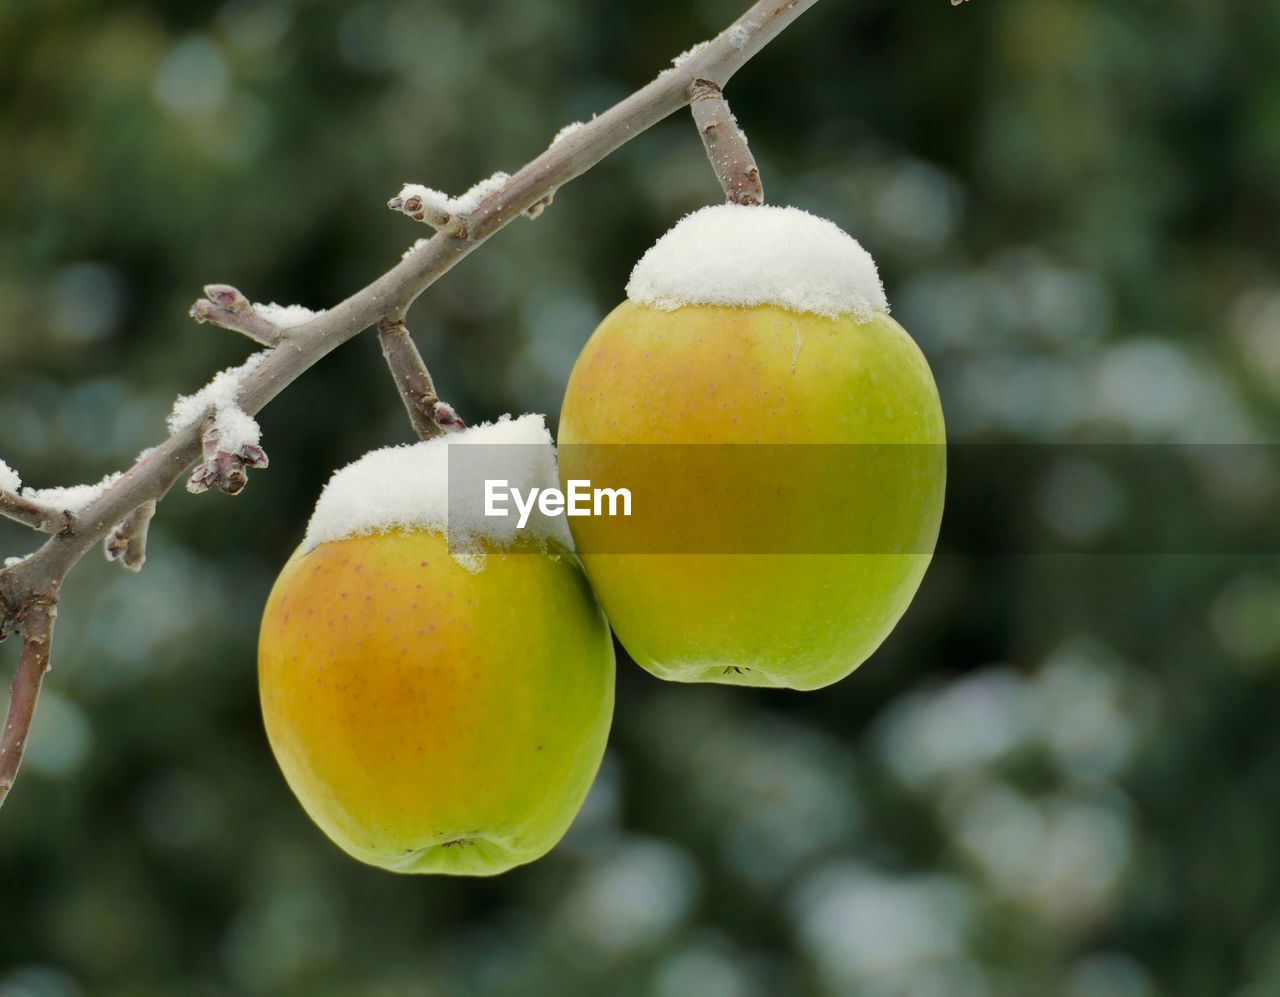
[187,421,269,496]
[0,478,70,534]
[21,474,125,516]
[387,172,511,239]
[2,464,126,536]
[190,285,323,346]
[0,461,65,534]
[168,353,271,495]
[1,489,69,535]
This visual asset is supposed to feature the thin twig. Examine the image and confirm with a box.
[0,601,56,809]
[187,422,269,496]
[0,490,71,535]
[190,285,283,347]
[103,500,156,572]
[525,192,555,219]
[690,79,763,205]
[378,318,445,441]
[386,192,470,238]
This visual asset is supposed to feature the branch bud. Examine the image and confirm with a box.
[103,500,157,572]
[388,189,469,238]
[189,285,283,347]
[525,192,555,220]
[187,425,269,496]
[433,401,466,432]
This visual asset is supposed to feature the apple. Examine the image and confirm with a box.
[558,298,945,690]
[259,527,614,874]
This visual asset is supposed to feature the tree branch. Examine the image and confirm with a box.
[0,601,56,809]
[190,285,284,347]
[386,190,470,238]
[187,420,269,497]
[0,490,72,535]
[378,318,461,441]
[0,0,823,807]
[690,79,763,205]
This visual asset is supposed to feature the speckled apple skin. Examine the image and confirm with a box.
[258,529,614,875]
[558,301,945,691]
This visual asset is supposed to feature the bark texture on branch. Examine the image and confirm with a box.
[0,0,822,810]
[690,79,764,205]
[386,192,470,238]
[0,602,56,808]
[187,423,269,497]
[378,318,446,441]
[104,500,157,572]
[190,285,284,347]
[1,491,72,535]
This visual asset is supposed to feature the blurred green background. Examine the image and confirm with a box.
[3,0,1280,994]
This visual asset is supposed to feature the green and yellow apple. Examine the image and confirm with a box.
[558,300,945,690]
[259,528,614,875]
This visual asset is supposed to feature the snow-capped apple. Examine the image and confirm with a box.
[259,415,614,875]
[558,204,945,691]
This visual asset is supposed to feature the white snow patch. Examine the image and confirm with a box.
[211,406,261,451]
[663,22,752,75]
[397,183,451,217]
[671,39,711,68]
[303,413,572,571]
[402,237,430,260]
[22,472,124,514]
[627,204,889,322]
[452,171,510,214]
[168,351,269,452]
[253,302,322,328]
[396,171,511,220]
[0,458,20,493]
[3,555,27,568]
[551,120,586,145]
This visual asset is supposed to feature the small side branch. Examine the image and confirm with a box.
[0,490,72,535]
[387,189,470,239]
[104,500,157,572]
[0,601,56,809]
[525,192,554,220]
[190,285,284,347]
[377,318,465,440]
[187,423,269,496]
[689,79,763,205]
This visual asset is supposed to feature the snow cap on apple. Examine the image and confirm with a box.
[626,203,889,321]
